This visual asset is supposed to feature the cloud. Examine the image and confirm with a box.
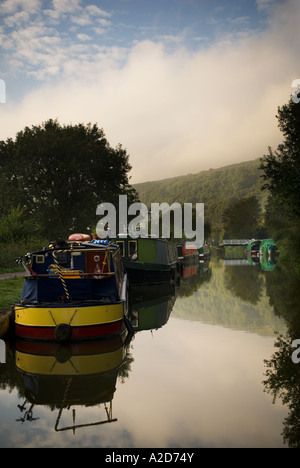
[52,0,81,15]
[0,0,299,183]
[256,0,276,12]
[1,0,113,80]
[0,0,41,15]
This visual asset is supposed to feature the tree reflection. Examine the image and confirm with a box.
[262,262,300,448]
[224,265,264,304]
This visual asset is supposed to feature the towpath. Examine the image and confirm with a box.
[0,272,25,281]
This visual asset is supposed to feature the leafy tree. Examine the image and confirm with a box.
[0,119,138,239]
[221,196,262,238]
[0,205,39,243]
[260,96,300,218]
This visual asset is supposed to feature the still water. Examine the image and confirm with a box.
[0,254,299,448]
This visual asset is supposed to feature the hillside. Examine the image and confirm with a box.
[134,158,267,236]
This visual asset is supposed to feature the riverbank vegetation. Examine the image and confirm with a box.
[135,158,267,240]
[0,278,23,311]
[0,119,138,239]
[0,119,138,269]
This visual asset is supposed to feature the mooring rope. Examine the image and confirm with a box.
[52,250,71,300]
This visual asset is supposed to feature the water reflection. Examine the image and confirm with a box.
[219,250,300,448]
[0,251,299,447]
[4,334,132,434]
[128,283,177,332]
[224,263,265,305]
[0,282,179,440]
[261,263,300,448]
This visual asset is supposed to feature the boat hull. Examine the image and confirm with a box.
[124,261,178,285]
[15,336,127,377]
[13,302,126,341]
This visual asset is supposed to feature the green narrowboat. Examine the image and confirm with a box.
[246,239,261,259]
[259,239,277,258]
[113,236,180,286]
[259,239,278,270]
[246,239,261,265]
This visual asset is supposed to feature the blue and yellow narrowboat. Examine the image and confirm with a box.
[12,237,129,342]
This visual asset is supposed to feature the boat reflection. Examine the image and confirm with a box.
[1,282,180,434]
[128,283,178,332]
[13,332,131,433]
[222,254,278,271]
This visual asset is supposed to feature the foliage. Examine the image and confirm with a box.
[260,97,300,218]
[134,159,267,239]
[221,196,262,238]
[0,205,39,243]
[0,237,50,270]
[0,119,138,239]
[263,331,300,448]
[0,278,24,310]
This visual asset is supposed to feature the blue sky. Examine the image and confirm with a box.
[0,0,299,182]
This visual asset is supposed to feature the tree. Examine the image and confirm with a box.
[222,196,262,238]
[260,96,300,218]
[0,119,138,239]
[0,205,39,243]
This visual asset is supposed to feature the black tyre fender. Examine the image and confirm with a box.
[54,323,72,342]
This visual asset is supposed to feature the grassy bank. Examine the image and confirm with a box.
[0,277,24,311]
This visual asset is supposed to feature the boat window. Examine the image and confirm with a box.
[129,240,137,257]
[35,255,45,264]
[54,251,68,265]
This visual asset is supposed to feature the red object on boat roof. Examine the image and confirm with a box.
[68,233,91,241]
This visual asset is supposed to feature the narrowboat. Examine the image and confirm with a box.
[198,244,211,262]
[259,239,278,271]
[177,242,199,264]
[12,237,129,342]
[113,236,180,286]
[259,239,278,259]
[177,242,199,278]
[246,239,261,259]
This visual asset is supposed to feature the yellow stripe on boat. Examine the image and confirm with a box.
[15,348,125,376]
[14,303,123,327]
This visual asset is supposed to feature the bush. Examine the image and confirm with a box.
[0,238,49,271]
[0,206,49,270]
[0,205,41,243]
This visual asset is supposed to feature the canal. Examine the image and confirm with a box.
[0,253,299,448]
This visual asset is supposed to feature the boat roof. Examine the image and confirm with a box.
[28,240,120,256]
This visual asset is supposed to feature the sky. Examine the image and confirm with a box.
[0,0,299,183]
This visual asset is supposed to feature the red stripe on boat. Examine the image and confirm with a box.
[15,320,125,341]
